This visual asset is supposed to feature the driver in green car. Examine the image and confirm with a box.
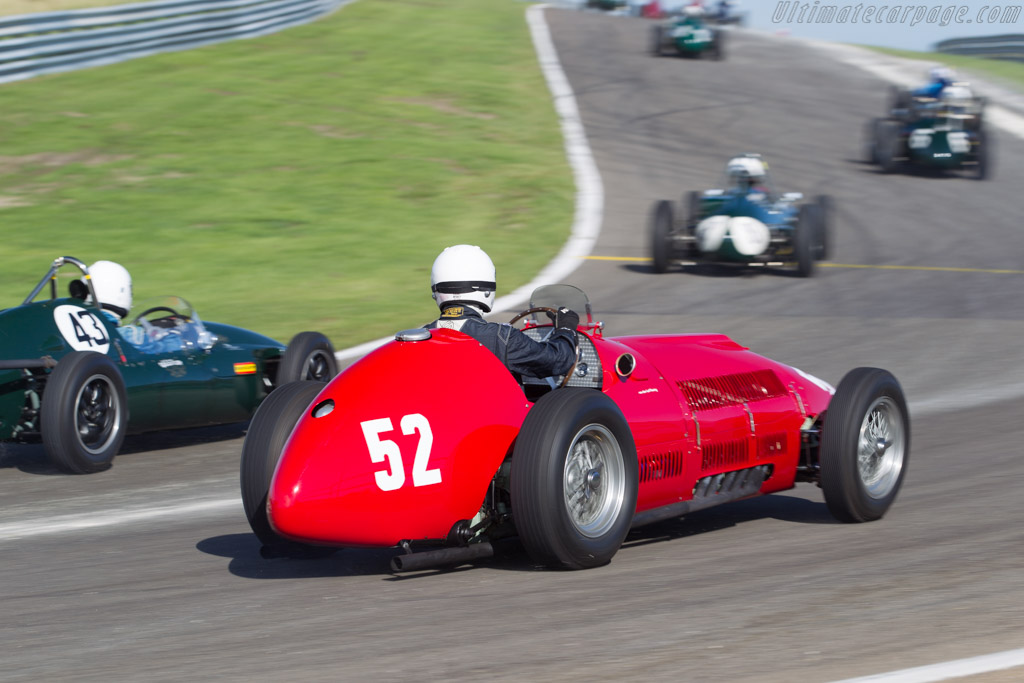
[89,260,184,354]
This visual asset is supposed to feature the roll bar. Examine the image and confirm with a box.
[22,256,100,309]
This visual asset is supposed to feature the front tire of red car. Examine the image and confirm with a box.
[821,367,910,523]
[240,380,336,558]
[41,351,128,474]
[511,389,638,569]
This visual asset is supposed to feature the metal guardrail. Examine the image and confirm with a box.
[0,0,347,85]
[936,34,1024,62]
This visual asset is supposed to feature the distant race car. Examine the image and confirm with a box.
[649,154,831,277]
[707,0,746,25]
[866,83,989,179]
[651,7,724,59]
[0,256,338,473]
[241,284,910,572]
[586,0,627,11]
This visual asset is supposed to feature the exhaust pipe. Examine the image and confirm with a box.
[390,542,494,573]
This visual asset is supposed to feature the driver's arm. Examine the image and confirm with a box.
[504,308,579,378]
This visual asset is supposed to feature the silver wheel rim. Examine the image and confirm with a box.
[74,374,122,455]
[303,350,332,382]
[563,424,625,538]
[858,396,906,499]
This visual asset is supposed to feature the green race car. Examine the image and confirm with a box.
[0,256,337,473]
[866,84,989,179]
[650,8,724,60]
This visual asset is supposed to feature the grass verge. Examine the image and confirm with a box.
[865,45,1024,91]
[1,0,129,16]
[0,0,574,348]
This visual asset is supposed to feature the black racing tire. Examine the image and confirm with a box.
[820,368,910,523]
[876,120,902,174]
[865,118,882,164]
[511,389,638,569]
[278,331,337,385]
[794,205,817,277]
[240,380,336,558]
[650,199,675,274]
[888,85,911,114]
[974,128,990,181]
[41,351,128,474]
[685,190,701,225]
[814,194,833,261]
[710,30,724,60]
[651,25,664,56]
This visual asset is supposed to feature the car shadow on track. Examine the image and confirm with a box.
[0,422,249,475]
[200,494,834,580]
[622,263,797,279]
[623,493,834,552]
[846,157,968,180]
[118,422,248,455]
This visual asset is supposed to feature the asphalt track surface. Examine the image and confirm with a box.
[2,10,1023,682]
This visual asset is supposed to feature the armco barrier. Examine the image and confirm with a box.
[0,0,348,85]
[936,34,1024,63]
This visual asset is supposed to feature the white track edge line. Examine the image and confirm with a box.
[829,647,1024,683]
[0,498,240,542]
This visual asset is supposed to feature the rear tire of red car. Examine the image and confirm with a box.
[240,380,336,558]
[41,351,128,474]
[279,331,337,385]
[511,388,638,569]
[650,200,675,274]
[821,368,910,523]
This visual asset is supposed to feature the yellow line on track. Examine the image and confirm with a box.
[582,255,1024,275]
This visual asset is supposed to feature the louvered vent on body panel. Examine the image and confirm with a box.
[700,439,748,472]
[677,370,788,411]
[639,449,686,483]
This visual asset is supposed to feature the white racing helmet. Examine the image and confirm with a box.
[88,260,133,318]
[682,5,705,17]
[929,66,956,86]
[726,154,767,187]
[431,245,496,313]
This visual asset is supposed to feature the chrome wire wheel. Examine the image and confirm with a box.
[74,373,122,455]
[858,396,906,499]
[563,423,626,538]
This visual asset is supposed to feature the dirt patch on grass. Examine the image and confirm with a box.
[0,151,133,175]
[392,97,496,120]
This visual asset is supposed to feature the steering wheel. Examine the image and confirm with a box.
[130,306,185,328]
[508,306,581,389]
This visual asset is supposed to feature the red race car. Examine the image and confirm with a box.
[240,285,910,571]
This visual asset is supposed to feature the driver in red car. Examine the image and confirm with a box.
[425,245,578,380]
[88,260,184,354]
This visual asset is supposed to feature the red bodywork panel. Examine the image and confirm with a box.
[268,328,834,547]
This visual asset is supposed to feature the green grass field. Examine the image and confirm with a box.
[867,45,1024,91]
[0,0,574,349]
[1,0,129,15]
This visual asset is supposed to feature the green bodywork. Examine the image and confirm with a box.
[905,125,972,167]
[690,191,799,263]
[667,17,716,53]
[0,298,285,441]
